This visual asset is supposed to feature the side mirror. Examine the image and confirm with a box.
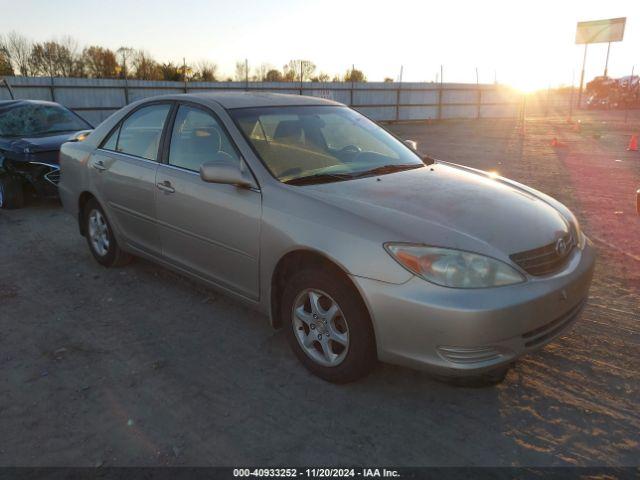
[404,139,418,151]
[200,159,253,189]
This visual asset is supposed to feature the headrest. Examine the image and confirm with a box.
[273,120,303,141]
[191,127,222,152]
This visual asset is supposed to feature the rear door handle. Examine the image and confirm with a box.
[93,160,107,171]
[156,180,175,194]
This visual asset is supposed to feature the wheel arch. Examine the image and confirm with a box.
[77,191,97,236]
[269,248,373,333]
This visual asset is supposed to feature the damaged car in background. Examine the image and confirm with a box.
[0,99,92,209]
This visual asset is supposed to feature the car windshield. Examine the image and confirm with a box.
[231,105,424,184]
[0,103,91,137]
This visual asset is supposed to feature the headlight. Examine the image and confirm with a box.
[385,243,525,288]
[71,130,92,142]
[570,218,586,250]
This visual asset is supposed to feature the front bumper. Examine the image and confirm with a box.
[351,239,596,376]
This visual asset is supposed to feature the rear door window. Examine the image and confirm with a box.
[116,104,171,161]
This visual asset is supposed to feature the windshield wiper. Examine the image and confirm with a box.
[351,163,424,178]
[284,172,356,185]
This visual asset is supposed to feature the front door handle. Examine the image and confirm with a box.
[156,180,175,194]
[93,160,107,171]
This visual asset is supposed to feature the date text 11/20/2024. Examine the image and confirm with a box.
[232,468,400,477]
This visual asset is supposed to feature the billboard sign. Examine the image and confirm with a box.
[576,17,626,44]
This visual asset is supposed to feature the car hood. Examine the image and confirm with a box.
[0,130,91,164]
[299,163,571,257]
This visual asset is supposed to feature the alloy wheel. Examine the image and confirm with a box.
[292,288,350,367]
[88,209,110,257]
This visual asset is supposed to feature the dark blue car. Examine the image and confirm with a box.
[0,99,92,209]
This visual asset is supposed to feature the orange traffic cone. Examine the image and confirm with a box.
[628,134,638,151]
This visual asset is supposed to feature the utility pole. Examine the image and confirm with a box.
[117,47,133,104]
[476,67,481,119]
[396,65,403,122]
[577,44,588,109]
[183,57,188,93]
[245,58,249,90]
[300,60,304,95]
[604,42,611,77]
[438,65,444,120]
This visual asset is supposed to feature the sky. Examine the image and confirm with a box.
[0,0,638,91]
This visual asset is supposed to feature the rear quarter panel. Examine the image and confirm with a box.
[58,141,95,218]
[58,103,134,219]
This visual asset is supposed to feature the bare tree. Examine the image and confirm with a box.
[312,72,330,82]
[159,62,183,81]
[0,32,33,76]
[344,68,366,83]
[285,59,316,82]
[82,46,118,78]
[282,66,297,82]
[131,50,160,80]
[29,38,80,77]
[234,60,248,81]
[195,60,218,81]
[116,46,135,79]
[29,43,53,76]
[0,49,13,76]
[254,63,272,81]
[264,69,283,82]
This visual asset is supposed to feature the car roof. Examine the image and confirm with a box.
[170,91,343,109]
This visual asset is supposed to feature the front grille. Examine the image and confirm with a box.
[44,168,60,185]
[521,299,586,348]
[510,232,575,276]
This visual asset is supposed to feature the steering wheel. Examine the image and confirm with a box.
[340,145,362,155]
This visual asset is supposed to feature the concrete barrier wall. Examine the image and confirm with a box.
[0,77,524,126]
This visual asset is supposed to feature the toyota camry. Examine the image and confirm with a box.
[58,92,595,383]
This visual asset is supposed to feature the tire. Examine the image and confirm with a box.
[282,267,377,383]
[83,198,132,267]
[0,174,25,209]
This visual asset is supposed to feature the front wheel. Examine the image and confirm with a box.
[282,268,377,383]
[83,199,132,267]
[0,175,24,209]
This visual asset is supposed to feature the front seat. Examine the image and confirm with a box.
[181,128,223,170]
[273,120,304,144]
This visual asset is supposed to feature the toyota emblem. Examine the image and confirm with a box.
[555,237,567,256]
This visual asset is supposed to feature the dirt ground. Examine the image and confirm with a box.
[0,110,638,467]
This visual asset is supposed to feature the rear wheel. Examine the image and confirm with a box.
[0,175,24,209]
[282,268,377,383]
[83,199,132,267]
